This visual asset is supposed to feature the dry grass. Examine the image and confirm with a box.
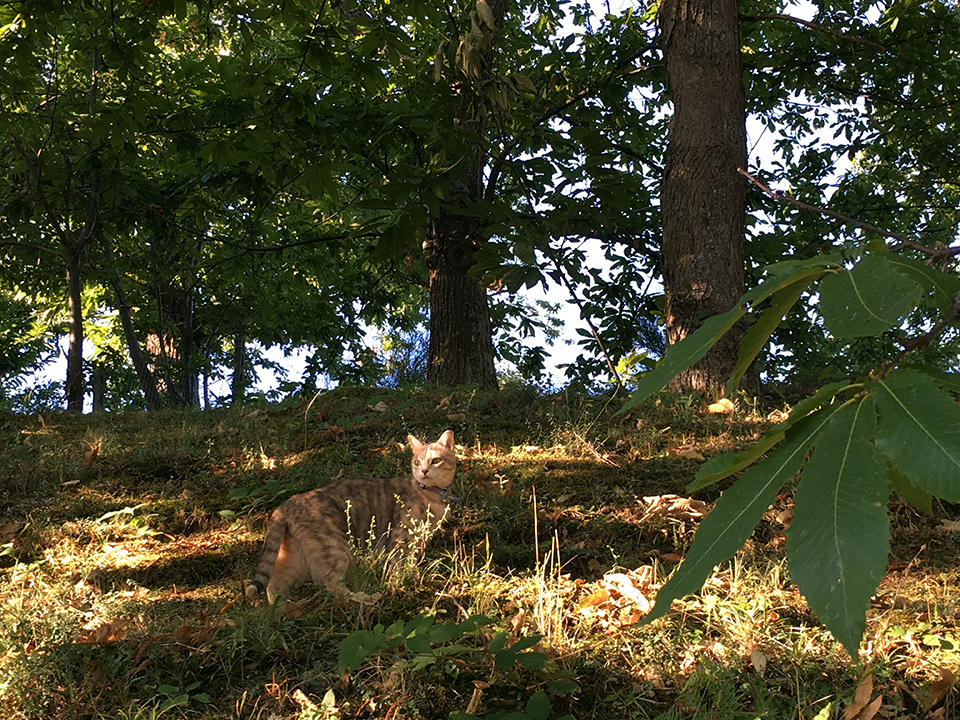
[0,386,958,719]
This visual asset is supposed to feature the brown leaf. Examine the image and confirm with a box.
[844,676,875,720]
[707,398,736,414]
[579,588,611,609]
[921,668,955,712]
[80,618,133,644]
[0,522,21,543]
[508,609,526,635]
[666,444,705,460]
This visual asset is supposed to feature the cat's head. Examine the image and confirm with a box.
[408,429,456,489]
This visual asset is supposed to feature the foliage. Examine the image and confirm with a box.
[339,613,575,720]
[626,243,960,656]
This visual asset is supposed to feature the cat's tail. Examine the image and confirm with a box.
[245,514,285,600]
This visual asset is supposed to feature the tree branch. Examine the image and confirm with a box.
[739,13,885,51]
[740,168,960,265]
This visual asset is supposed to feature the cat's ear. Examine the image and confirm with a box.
[438,429,454,449]
[407,434,422,451]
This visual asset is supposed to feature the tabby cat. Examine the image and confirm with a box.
[246,430,458,602]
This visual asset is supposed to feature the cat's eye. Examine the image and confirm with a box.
[414,459,421,466]
[431,458,442,465]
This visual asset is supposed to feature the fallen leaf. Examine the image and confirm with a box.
[0,522,21,542]
[80,618,133,644]
[666,444,705,460]
[579,588,611,609]
[446,412,467,421]
[844,676,879,720]
[936,519,960,533]
[371,401,389,412]
[921,668,955,712]
[750,649,768,676]
[640,494,711,523]
[707,398,736,414]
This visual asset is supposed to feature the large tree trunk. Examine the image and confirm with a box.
[659,0,747,394]
[422,0,503,391]
[424,208,498,390]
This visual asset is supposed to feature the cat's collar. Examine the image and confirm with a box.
[419,483,461,504]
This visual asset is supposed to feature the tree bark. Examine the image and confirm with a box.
[103,237,166,411]
[64,247,86,412]
[424,208,498,390]
[231,324,247,405]
[659,0,747,394]
[422,0,502,391]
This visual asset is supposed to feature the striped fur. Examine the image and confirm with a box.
[245,430,457,602]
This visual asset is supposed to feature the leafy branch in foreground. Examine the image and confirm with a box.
[621,208,960,657]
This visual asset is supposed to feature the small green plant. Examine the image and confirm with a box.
[153,681,212,713]
[338,614,576,720]
[97,503,159,539]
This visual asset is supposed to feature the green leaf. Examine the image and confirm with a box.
[405,632,433,654]
[691,381,852,491]
[643,408,834,625]
[509,635,541,651]
[726,275,813,395]
[429,622,464,644]
[884,254,960,317]
[787,398,890,658]
[887,462,933,515]
[526,690,551,720]
[486,631,508,654]
[548,679,580,694]
[690,431,784,492]
[514,651,547,670]
[494,648,516,671]
[337,629,387,673]
[902,365,960,395]
[618,303,746,414]
[818,254,923,338]
[875,369,960,503]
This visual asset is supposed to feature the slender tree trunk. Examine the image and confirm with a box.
[231,324,246,405]
[64,247,85,412]
[91,363,105,412]
[659,0,747,394]
[103,237,166,410]
[181,284,200,407]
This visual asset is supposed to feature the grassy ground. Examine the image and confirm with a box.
[0,385,958,719]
